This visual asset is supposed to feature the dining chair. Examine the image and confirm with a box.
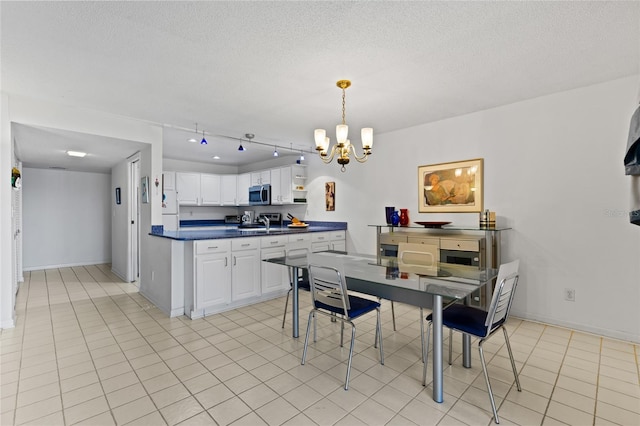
[397,242,440,362]
[422,259,521,424]
[281,247,310,328]
[301,254,384,390]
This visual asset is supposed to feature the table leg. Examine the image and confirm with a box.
[432,294,443,403]
[462,334,472,367]
[291,266,299,338]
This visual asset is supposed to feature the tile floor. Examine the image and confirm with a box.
[1,265,639,426]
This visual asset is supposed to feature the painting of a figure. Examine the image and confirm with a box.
[418,159,483,213]
[325,182,335,211]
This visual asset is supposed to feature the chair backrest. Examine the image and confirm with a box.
[287,247,310,283]
[307,253,350,314]
[484,259,520,331]
[397,242,439,276]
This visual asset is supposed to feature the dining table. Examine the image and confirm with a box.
[263,250,498,403]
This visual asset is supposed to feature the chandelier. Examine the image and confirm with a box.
[314,80,373,172]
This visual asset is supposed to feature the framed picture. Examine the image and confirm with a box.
[325,181,335,211]
[418,158,483,213]
[141,176,149,204]
[115,187,121,205]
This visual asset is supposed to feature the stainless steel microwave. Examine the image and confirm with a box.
[249,184,271,205]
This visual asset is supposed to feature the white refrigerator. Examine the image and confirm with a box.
[162,189,178,231]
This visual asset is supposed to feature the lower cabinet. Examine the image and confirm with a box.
[194,240,231,312]
[261,236,289,294]
[231,238,261,301]
[188,231,344,318]
[311,231,346,252]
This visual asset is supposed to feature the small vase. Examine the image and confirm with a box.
[391,211,400,226]
[399,209,409,226]
[385,206,395,225]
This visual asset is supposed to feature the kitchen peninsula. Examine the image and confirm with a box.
[146,222,347,319]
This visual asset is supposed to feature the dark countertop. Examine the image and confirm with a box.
[150,221,347,241]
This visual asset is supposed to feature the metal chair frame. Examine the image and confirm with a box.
[301,263,384,390]
[422,260,521,424]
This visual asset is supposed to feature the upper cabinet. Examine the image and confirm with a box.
[237,173,251,206]
[174,165,307,207]
[221,175,238,206]
[163,171,176,191]
[251,170,270,186]
[177,172,221,206]
[176,172,200,205]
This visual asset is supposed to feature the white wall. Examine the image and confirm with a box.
[305,75,640,343]
[22,168,111,269]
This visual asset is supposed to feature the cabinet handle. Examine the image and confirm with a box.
[225,257,228,267]
[270,241,279,245]
[233,256,236,266]
[241,243,250,247]
[208,246,218,250]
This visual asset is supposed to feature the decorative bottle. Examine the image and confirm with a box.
[391,211,400,226]
[399,209,409,226]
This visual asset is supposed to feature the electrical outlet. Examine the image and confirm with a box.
[564,288,575,302]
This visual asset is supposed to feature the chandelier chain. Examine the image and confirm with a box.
[341,88,346,125]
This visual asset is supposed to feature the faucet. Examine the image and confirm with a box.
[258,215,270,231]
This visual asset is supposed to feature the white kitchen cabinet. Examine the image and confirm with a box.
[237,173,251,206]
[271,166,293,205]
[231,238,261,301]
[261,236,289,294]
[177,172,221,206]
[311,230,346,252]
[194,240,231,311]
[176,172,200,205]
[251,170,270,185]
[221,175,238,206]
[200,174,221,205]
[163,171,176,191]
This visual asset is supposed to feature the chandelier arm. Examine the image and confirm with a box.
[349,144,370,163]
[320,145,338,163]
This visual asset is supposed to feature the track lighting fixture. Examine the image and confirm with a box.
[200,130,207,145]
[273,146,279,157]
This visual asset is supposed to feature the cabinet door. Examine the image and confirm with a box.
[163,172,176,191]
[232,249,261,300]
[221,175,237,206]
[331,240,346,252]
[195,252,230,310]
[176,172,200,205]
[251,170,271,185]
[261,247,288,294]
[311,241,331,252]
[270,167,282,204]
[200,174,221,205]
[237,173,251,205]
[279,166,292,204]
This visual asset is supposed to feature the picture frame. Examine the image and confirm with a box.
[115,187,121,205]
[325,181,335,211]
[141,176,149,204]
[418,158,483,213]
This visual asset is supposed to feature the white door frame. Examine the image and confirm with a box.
[129,156,141,283]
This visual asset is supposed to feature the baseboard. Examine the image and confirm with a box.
[23,260,112,271]
[512,311,640,344]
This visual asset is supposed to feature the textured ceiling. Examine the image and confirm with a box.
[2,1,639,171]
